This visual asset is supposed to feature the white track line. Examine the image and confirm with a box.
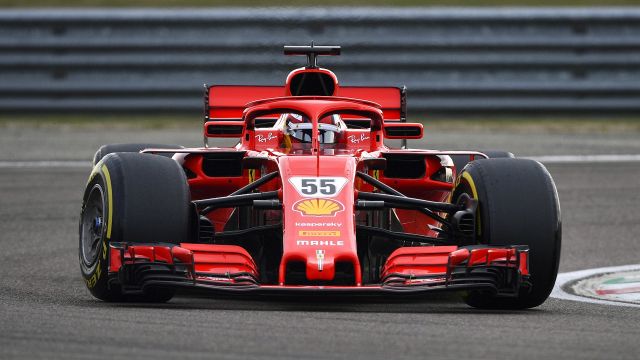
[551,264,640,308]
[527,154,640,163]
[0,160,91,168]
[0,154,639,168]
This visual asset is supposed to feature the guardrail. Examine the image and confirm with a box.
[1,8,639,115]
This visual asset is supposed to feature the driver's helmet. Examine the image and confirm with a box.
[285,114,341,144]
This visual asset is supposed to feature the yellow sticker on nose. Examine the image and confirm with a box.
[298,230,341,237]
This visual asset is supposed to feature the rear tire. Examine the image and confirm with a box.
[452,158,561,309]
[93,143,184,166]
[79,152,191,302]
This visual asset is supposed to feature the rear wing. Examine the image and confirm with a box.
[204,85,406,123]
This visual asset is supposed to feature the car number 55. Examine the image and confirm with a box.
[289,177,348,198]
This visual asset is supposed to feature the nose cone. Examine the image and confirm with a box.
[278,155,361,285]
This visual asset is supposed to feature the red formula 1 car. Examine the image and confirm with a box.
[79,45,561,309]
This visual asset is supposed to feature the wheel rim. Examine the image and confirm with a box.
[80,184,105,266]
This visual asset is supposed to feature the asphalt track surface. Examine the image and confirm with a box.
[1,125,639,359]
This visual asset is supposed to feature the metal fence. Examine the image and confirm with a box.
[1,8,640,116]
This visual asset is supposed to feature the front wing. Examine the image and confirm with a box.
[107,242,531,298]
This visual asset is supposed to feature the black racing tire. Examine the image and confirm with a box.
[452,158,561,309]
[93,143,184,166]
[452,150,514,175]
[79,152,191,302]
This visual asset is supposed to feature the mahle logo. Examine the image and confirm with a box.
[296,240,344,246]
[293,198,344,217]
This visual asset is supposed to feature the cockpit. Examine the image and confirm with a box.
[282,113,343,145]
[244,97,382,155]
[249,110,374,154]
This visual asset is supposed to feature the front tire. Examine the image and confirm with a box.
[79,152,191,302]
[452,158,561,309]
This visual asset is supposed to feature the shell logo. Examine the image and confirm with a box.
[293,198,344,217]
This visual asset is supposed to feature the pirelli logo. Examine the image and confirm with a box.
[298,230,341,237]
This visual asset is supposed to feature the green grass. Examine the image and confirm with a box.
[3,0,640,6]
[2,115,639,134]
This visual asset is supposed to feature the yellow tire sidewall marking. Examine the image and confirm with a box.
[86,259,101,288]
[461,171,481,236]
[102,241,108,260]
[101,164,114,240]
[461,172,478,199]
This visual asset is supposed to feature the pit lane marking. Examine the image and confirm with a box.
[551,264,640,308]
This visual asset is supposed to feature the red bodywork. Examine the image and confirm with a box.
[108,63,530,298]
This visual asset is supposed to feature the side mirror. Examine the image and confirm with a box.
[383,122,423,139]
[204,121,244,138]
